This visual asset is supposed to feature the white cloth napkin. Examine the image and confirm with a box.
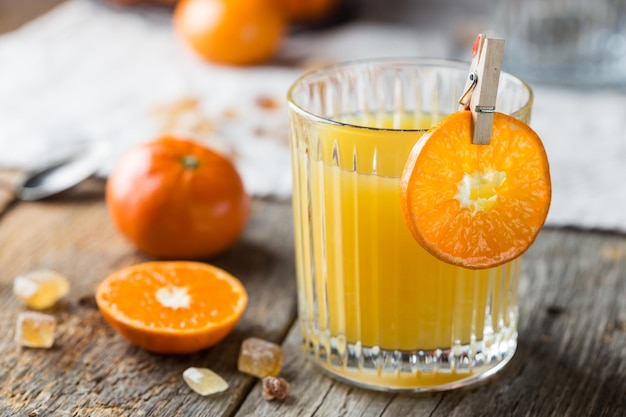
[1,0,626,232]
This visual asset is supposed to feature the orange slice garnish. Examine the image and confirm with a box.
[96,261,248,354]
[401,110,551,269]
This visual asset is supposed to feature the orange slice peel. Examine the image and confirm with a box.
[96,261,248,354]
[401,110,551,269]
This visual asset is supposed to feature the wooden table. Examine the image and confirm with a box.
[1,3,625,417]
[1,173,625,417]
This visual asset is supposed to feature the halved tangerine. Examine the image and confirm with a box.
[96,261,248,354]
[400,110,551,269]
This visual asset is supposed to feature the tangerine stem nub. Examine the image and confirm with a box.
[181,155,200,170]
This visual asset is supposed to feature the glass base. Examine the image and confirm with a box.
[302,331,517,392]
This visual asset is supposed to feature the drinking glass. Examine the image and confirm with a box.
[287,58,533,392]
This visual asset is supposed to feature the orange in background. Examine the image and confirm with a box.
[107,0,178,5]
[96,261,248,354]
[174,0,286,65]
[282,0,336,23]
[106,136,250,259]
[401,111,551,269]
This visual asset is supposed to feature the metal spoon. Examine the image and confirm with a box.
[17,141,108,201]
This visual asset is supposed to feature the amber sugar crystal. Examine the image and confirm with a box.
[183,367,229,396]
[13,269,70,310]
[237,337,283,378]
[15,312,57,348]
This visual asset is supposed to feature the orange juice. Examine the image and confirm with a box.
[288,59,532,391]
[291,113,519,390]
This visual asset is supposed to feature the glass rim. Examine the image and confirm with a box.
[287,57,534,133]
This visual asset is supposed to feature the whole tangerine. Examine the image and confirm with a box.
[174,0,286,65]
[106,136,250,259]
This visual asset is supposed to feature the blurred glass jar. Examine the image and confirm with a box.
[495,0,626,87]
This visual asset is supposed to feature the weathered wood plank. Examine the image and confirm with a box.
[0,196,297,416]
[236,322,446,417]
[0,169,22,215]
[236,229,626,417]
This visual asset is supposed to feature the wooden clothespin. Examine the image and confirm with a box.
[458,34,505,145]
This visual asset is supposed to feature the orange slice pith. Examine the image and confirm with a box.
[96,261,248,354]
[401,110,551,269]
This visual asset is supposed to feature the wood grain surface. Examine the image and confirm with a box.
[0,175,624,416]
[235,226,626,417]
[0,182,298,416]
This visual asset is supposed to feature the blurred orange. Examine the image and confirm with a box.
[107,0,178,5]
[174,0,286,65]
[281,0,336,23]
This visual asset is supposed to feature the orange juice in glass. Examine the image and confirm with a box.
[288,59,533,391]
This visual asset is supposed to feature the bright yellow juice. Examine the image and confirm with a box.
[291,113,519,390]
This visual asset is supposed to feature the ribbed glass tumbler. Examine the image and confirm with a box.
[287,58,533,392]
